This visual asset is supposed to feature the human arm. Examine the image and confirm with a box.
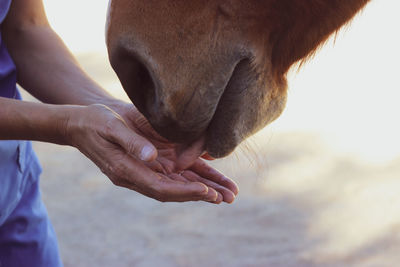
[2,0,115,107]
[0,97,235,202]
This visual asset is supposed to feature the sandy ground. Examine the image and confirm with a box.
[25,51,400,266]
[35,133,400,267]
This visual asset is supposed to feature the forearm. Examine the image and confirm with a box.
[3,24,117,107]
[0,96,73,144]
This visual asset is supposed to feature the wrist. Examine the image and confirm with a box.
[37,104,84,146]
[0,98,83,145]
[54,105,80,146]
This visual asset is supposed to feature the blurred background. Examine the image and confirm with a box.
[29,0,400,266]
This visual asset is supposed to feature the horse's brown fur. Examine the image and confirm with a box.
[106,0,370,157]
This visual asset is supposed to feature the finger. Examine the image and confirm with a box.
[203,187,223,204]
[131,111,168,143]
[144,160,166,174]
[156,174,215,202]
[105,119,157,162]
[213,190,224,204]
[190,160,239,195]
[168,173,188,183]
[182,170,236,203]
[100,150,210,203]
[169,173,222,203]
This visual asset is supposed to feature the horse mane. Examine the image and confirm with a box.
[268,0,371,77]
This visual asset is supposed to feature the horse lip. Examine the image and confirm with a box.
[201,152,216,160]
[203,59,257,158]
[143,57,249,158]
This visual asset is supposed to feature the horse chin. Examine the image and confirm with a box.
[205,140,238,159]
[205,127,242,158]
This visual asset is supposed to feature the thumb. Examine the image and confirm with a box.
[107,120,158,162]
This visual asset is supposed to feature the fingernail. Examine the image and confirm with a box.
[207,191,218,202]
[140,146,155,161]
[225,193,236,204]
[212,195,218,202]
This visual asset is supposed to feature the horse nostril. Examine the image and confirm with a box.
[128,58,156,118]
[111,48,157,119]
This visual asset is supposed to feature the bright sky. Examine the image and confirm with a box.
[42,0,109,52]
[43,0,400,162]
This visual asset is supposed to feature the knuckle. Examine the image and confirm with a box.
[126,138,140,155]
[105,162,115,173]
[104,118,118,137]
[100,162,113,175]
[102,161,125,179]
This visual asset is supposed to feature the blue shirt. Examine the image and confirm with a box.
[0,0,18,99]
[0,0,42,224]
[0,0,11,23]
[0,3,62,266]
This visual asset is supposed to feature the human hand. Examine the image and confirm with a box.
[64,103,238,203]
[108,102,239,204]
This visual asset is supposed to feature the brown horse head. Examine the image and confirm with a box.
[106,0,370,158]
